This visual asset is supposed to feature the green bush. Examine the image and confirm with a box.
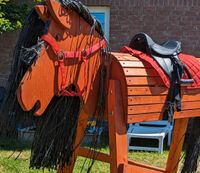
[0,0,43,33]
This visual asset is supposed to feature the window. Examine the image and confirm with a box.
[88,6,110,41]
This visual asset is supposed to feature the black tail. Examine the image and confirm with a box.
[181,117,200,173]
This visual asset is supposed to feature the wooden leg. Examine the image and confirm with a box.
[108,80,128,173]
[165,118,189,173]
[58,110,89,173]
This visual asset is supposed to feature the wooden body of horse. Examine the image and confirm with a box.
[74,52,200,173]
[16,1,200,173]
[105,52,200,173]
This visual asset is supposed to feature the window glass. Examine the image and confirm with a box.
[88,7,110,41]
[91,12,105,32]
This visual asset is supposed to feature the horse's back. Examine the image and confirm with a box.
[110,52,200,123]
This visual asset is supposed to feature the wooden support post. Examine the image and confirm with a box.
[108,80,128,173]
[78,148,111,163]
[122,160,166,173]
[165,118,189,173]
[58,110,89,173]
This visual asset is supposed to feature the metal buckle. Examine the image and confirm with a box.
[81,49,87,62]
[81,49,87,57]
[57,50,64,60]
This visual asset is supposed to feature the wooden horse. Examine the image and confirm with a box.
[4,0,200,172]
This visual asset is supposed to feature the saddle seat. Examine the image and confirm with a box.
[133,33,181,56]
[153,40,181,56]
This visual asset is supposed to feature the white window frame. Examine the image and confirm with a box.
[88,6,110,41]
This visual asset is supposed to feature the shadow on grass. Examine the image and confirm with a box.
[81,133,109,149]
[0,137,32,151]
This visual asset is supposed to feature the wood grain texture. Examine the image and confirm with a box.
[17,0,104,116]
[166,119,189,173]
[112,53,200,123]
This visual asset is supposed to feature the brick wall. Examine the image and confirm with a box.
[0,31,19,87]
[83,0,200,56]
[1,0,200,85]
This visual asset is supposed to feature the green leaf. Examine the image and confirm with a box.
[0,0,42,32]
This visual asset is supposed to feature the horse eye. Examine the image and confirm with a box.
[55,34,61,41]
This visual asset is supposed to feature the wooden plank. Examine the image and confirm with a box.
[108,80,128,173]
[127,109,200,123]
[78,148,111,163]
[126,77,164,86]
[127,86,200,96]
[127,86,168,95]
[128,113,163,123]
[119,61,149,68]
[122,160,165,173]
[128,101,200,114]
[123,68,159,77]
[165,119,189,173]
[128,104,164,114]
[128,94,200,105]
[111,52,139,61]
[128,95,167,105]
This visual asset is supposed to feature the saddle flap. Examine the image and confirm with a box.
[152,55,173,78]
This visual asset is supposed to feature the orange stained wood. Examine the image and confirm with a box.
[35,5,50,21]
[45,0,71,29]
[165,119,189,173]
[17,0,104,116]
[15,1,200,173]
[127,109,200,124]
[78,148,111,163]
[128,101,200,114]
[128,93,200,105]
[110,52,200,122]
[127,86,168,95]
[108,80,128,173]
[119,60,151,68]
[122,160,166,173]
[127,86,200,96]
[123,68,159,77]
[126,76,165,86]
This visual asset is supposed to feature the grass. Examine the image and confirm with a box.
[0,137,188,173]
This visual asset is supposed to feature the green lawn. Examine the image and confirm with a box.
[0,137,185,173]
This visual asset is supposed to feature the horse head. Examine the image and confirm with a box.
[17,0,107,116]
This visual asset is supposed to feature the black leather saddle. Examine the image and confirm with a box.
[129,33,194,122]
[132,33,181,56]
[129,33,193,84]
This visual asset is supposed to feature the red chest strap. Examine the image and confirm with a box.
[41,34,106,97]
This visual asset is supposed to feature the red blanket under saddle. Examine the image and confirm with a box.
[120,46,200,89]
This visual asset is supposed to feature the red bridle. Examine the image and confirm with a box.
[41,34,106,97]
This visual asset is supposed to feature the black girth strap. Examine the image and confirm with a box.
[129,33,194,122]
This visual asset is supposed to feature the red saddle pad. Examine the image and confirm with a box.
[120,46,200,89]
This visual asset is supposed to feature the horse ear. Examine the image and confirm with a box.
[35,5,51,22]
[45,0,71,29]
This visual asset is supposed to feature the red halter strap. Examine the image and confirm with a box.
[41,34,106,97]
